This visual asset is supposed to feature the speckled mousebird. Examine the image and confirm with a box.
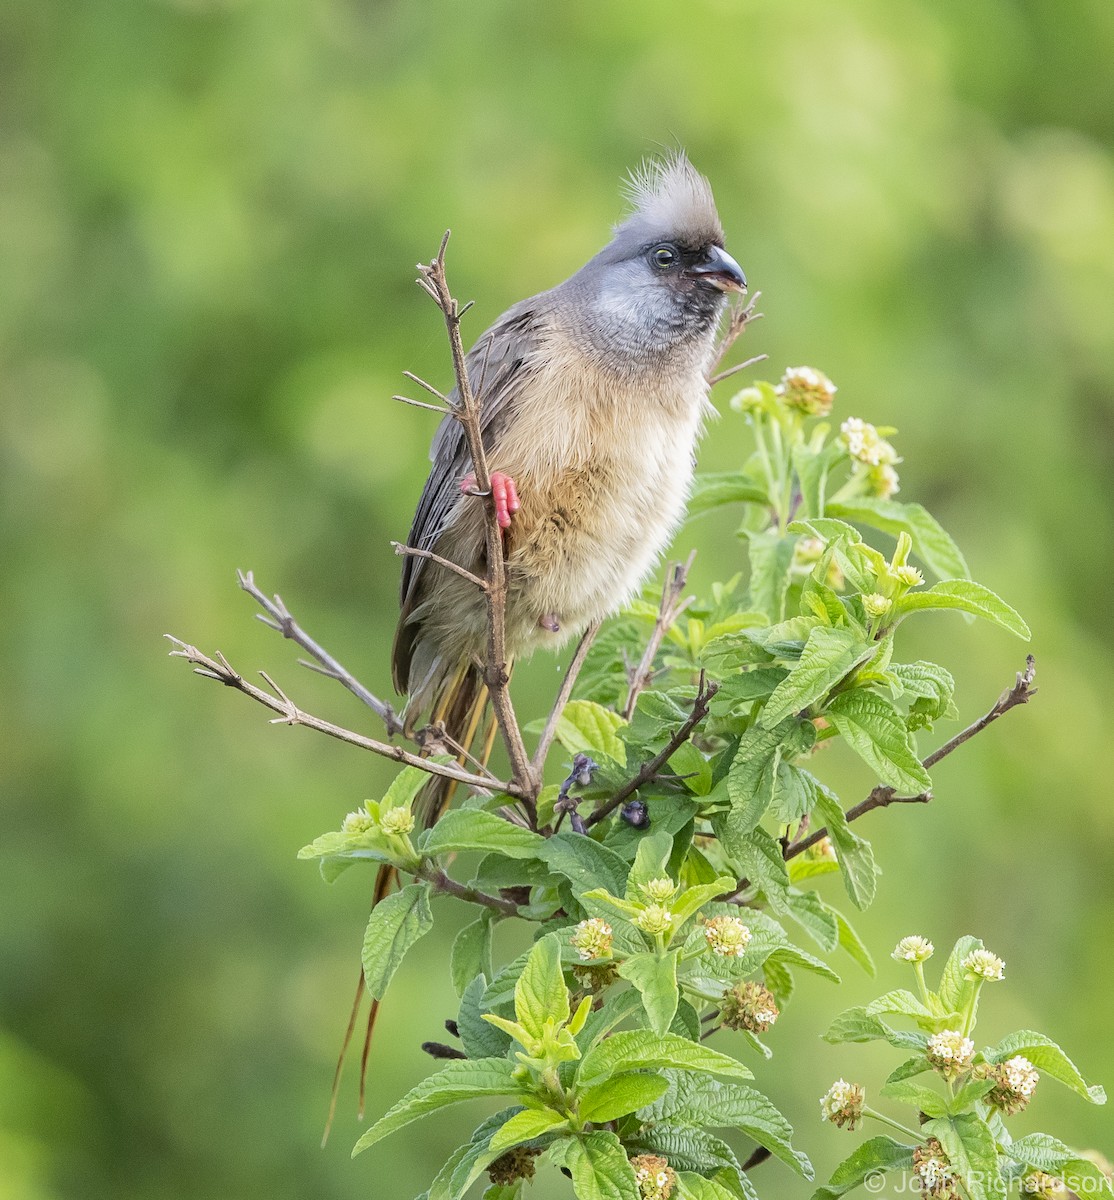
[392,152,746,741]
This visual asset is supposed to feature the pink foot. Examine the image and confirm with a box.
[460,471,520,530]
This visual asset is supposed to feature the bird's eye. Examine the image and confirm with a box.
[650,244,677,269]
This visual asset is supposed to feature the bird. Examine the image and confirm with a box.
[392,151,747,748]
[328,153,746,1135]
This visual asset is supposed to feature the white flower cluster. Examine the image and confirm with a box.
[962,948,1005,981]
[892,935,934,963]
[926,1029,975,1078]
[702,915,752,958]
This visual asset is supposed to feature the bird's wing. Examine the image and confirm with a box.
[392,299,544,687]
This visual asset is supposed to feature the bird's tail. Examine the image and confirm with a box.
[321,660,494,1145]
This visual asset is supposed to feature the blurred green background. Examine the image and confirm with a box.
[2,0,1112,1196]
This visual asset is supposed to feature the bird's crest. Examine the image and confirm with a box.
[617,151,724,248]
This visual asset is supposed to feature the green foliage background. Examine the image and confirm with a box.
[2,1,1111,1196]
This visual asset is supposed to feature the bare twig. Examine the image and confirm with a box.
[416,234,537,803]
[708,354,768,388]
[585,674,719,828]
[622,554,696,721]
[391,541,488,591]
[707,292,763,384]
[237,569,405,736]
[780,657,1039,865]
[393,394,450,415]
[418,862,521,917]
[532,622,601,775]
[165,636,518,796]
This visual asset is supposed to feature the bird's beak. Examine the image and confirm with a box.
[688,245,747,294]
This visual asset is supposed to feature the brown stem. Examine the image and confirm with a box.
[237,569,405,737]
[419,863,521,917]
[622,553,696,721]
[707,292,763,384]
[585,674,719,828]
[416,235,537,805]
[391,541,489,590]
[781,656,1038,863]
[532,622,602,776]
[165,636,518,796]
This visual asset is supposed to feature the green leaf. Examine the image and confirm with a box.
[577,1072,672,1123]
[1005,1134,1114,1199]
[577,1030,752,1089]
[676,1174,741,1200]
[806,773,879,910]
[352,1058,522,1156]
[896,579,1030,640]
[553,1131,639,1200]
[688,471,771,518]
[985,1031,1106,1103]
[888,661,957,719]
[812,1136,915,1200]
[823,1005,928,1051]
[626,830,675,895]
[827,498,969,580]
[556,700,628,765]
[780,886,840,950]
[428,1108,522,1200]
[645,1073,813,1178]
[451,913,495,997]
[618,952,679,1035]
[824,690,932,793]
[936,935,983,1016]
[628,1124,749,1192]
[541,833,630,898]
[574,986,645,1055]
[879,1077,947,1117]
[487,1106,569,1156]
[948,1076,996,1113]
[761,627,874,727]
[423,810,545,860]
[747,530,797,622]
[923,1114,1005,1200]
[864,989,937,1024]
[361,883,434,1001]
[457,975,512,1059]
[835,910,877,975]
[515,934,568,1040]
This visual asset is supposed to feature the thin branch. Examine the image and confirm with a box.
[532,622,601,775]
[622,554,696,721]
[707,292,763,383]
[402,370,451,404]
[391,541,488,591]
[585,675,719,828]
[393,394,450,415]
[708,354,768,388]
[236,569,404,736]
[416,234,537,803]
[165,636,518,796]
[418,862,521,917]
[782,656,1038,863]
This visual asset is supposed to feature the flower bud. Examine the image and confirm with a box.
[641,877,678,904]
[896,565,924,588]
[926,1030,975,1080]
[570,917,613,962]
[1022,1173,1066,1200]
[892,936,934,963]
[819,1079,865,1130]
[840,417,900,467]
[721,980,780,1033]
[379,806,415,836]
[868,463,901,498]
[776,366,837,417]
[635,904,674,936]
[962,949,1005,981]
[342,810,375,834]
[863,593,892,618]
[702,915,752,958]
[631,1154,677,1200]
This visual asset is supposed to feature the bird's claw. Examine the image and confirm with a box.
[460,471,520,530]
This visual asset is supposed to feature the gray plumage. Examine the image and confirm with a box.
[393,152,745,728]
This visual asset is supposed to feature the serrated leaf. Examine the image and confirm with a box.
[812,1136,916,1200]
[827,498,969,580]
[896,579,1030,639]
[747,530,796,622]
[578,1072,672,1123]
[618,952,679,1036]
[688,471,771,518]
[835,910,877,975]
[628,1123,748,1189]
[556,701,628,765]
[676,1174,741,1200]
[1005,1134,1114,1199]
[451,913,494,997]
[361,883,434,1001]
[879,1077,948,1117]
[626,830,674,895]
[761,627,873,727]
[457,975,512,1059]
[923,1114,1005,1200]
[805,773,879,909]
[487,1106,569,1156]
[824,689,932,793]
[540,833,630,898]
[431,1108,523,1200]
[644,1073,813,1178]
[352,1058,522,1156]
[985,1031,1106,1103]
[423,810,545,860]
[823,1006,928,1051]
[865,989,937,1023]
[554,1131,639,1200]
[577,1030,752,1088]
[515,934,568,1040]
[937,935,983,1015]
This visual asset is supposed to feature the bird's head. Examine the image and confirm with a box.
[563,152,746,368]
